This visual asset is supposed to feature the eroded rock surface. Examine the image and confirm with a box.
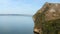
[33,2,60,34]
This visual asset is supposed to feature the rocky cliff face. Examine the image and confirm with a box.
[33,2,60,34]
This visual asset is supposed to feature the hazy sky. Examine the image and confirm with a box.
[0,0,60,15]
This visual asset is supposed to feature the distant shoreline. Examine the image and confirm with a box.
[0,14,32,17]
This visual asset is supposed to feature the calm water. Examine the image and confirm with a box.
[0,16,34,34]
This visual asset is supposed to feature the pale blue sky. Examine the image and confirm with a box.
[0,0,60,15]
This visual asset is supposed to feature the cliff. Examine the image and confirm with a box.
[33,2,60,34]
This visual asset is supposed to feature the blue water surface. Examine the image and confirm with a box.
[0,16,34,34]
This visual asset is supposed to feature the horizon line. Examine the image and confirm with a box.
[0,14,33,17]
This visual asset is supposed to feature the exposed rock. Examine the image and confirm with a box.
[33,2,60,34]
